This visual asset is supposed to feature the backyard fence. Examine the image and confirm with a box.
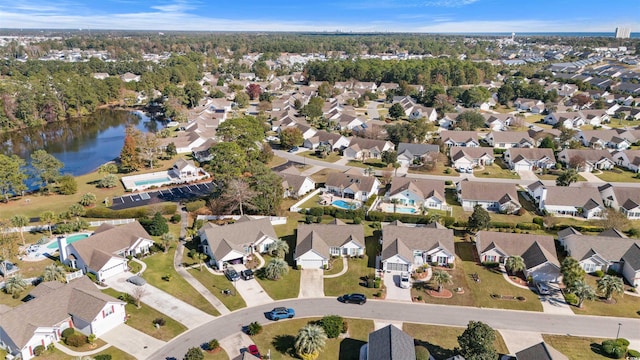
[196,215,287,225]
[65,270,84,282]
[289,187,323,212]
[88,219,136,227]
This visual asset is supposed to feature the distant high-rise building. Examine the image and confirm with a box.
[615,27,631,39]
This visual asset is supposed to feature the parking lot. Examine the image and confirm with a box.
[110,182,216,210]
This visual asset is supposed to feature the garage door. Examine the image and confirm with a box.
[386,262,409,272]
[299,259,324,269]
[514,163,530,171]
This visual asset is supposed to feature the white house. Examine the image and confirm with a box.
[482,114,514,131]
[380,222,455,272]
[484,131,535,149]
[529,184,605,219]
[396,143,440,167]
[514,98,545,114]
[598,184,640,220]
[59,222,155,281]
[294,220,365,269]
[0,277,126,360]
[612,150,640,172]
[279,170,316,198]
[457,179,521,213]
[441,131,480,147]
[557,149,615,172]
[385,177,447,210]
[504,148,556,171]
[303,130,350,151]
[199,216,278,270]
[325,169,381,202]
[449,147,495,171]
[343,138,394,160]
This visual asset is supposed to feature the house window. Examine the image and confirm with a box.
[485,255,496,263]
[330,247,341,256]
[583,263,596,273]
[103,305,114,318]
[437,256,448,265]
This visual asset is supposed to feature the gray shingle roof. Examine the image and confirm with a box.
[381,223,454,262]
[622,243,640,271]
[564,234,640,264]
[458,180,520,207]
[515,341,568,360]
[476,231,559,268]
[542,186,603,209]
[295,223,364,259]
[368,325,416,360]
[200,217,277,260]
[388,177,445,203]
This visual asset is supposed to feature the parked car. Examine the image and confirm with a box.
[267,307,295,320]
[339,293,367,305]
[400,272,411,289]
[247,344,261,359]
[288,146,299,153]
[241,269,254,280]
[536,281,551,295]
[126,276,146,286]
[225,268,240,282]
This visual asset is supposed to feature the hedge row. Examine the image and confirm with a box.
[305,207,365,220]
[86,203,177,219]
[551,224,605,233]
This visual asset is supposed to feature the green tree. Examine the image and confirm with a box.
[57,175,78,195]
[10,215,29,246]
[216,116,266,152]
[318,315,343,339]
[301,96,324,120]
[295,324,327,360]
[280,127,304,150]
[539,136,555,149]
[381,151,398,165]
[193,252,207,271]
[556,169,578,186]
[43,264,67,282]
[457,321,497,360]
[184,81,204,108]
[98,163,118,175]
[79,193,97,207]
[119,132,142,173]
[30,149,63,191]
[264,257,289,280]
[596,275,624,301]
[207,142,248,184]
[148,212,169,236]
[570,280,596,308]
[467,205,491,233]
[98,174,119,188]
[234,92,249,108]
[269,239,290,259]
[431,270,452,292]
[497,83,515,105]
[166,142,177,158]
[160,233,176,253]
[505,255,526,275]
[561,257,585,291]
[40,211,56,237]
[388,103,405,120]
[0,154,28,202]
[68,203,85,221]
[456,111,485,131]
[183,347,204,360]
[4,274,28,298]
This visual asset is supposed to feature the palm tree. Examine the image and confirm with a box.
[4,274,28,297]
[194,252,207,271]
[79,193,97,207]
[160,233,176,253]
[596,275,624,301]
[43,264,67,282]
[505,256,526,275]
[393,162,401,176]
[10,215,29,247]
[40,211,56,237]
[571,280,596,308]
[294,324,327,360]
[264,258,289,280]
[431,269,452,292]
[269,239,289,259]
[68,204,85,222]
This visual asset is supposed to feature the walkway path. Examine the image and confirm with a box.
[579,171,605,183]
[100,324,166,360]
[500,267,574,315]
[324,257,348,278]
[298,269,324,298]
[53,341,111,357]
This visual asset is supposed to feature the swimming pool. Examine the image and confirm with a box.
[134,177,171,186]
[332,200,360,210]
[395,207,418,214]
[46,233,90,250]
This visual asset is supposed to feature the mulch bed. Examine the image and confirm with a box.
[509,276,528,286]
[427,289,453,298]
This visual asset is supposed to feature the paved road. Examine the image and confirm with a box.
[148,298,640,360]
[366,101,381,120]
[274,150,640,188]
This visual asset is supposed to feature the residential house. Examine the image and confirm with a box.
[353,81,377,92]
[543,112,585,128]
[199,216,278,270]
[359,325,416,360]
[440,131,480,147]
[385,178,447,210]
[377,83,399,93]
[409,106,438,121]
[515,342,569,360]
[577,129,633,150]
[482,113,515,131]
[191,138,217,162]
[0,261,18,277]
[504,148,556,171]
[292,124,318,140]
[438,113,458,129]
[557,149,615,172]
[484,131,535,149]
[598,184,640,219]
[612,150,640,172]
[529,184,605,219]
[380,221,455,272]
[343,138,395,161]
[335,114,365,131]
[170,158,205,179]
[456,179,521,213]
[560,230,640,286]
[279,169,316,198]
[325,169,381,202]
[475,231,561,282]
[303,130,350,151]
[294,220,365,269]
[450,147,495,171]
[515,98,546,113]
[0,277,126,360]
[58,222,155,281]
[120,72,140,82]
[396,143,440,167]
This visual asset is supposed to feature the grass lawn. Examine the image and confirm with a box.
[203,348,231,360]
[0,286,35,307]
[411,260,475,307]
[542,334,610,360]
[324,236,382,298]
[456,241,542,312]
[570,274,640,318]
[57,338,107,353]
[255,254,301,300]
[403,323,509,359]
[537,170,587,182]
[38,346,136,360]
[408,162,458,177]
[102,288,187,341]
[298,194,321,209]
[474,160,520,179]
[141,248,220,316]
[309,168,341,184]
[346,159,390,169]
[324,256,344,276]
[267,155,288,168]
[251,317,374,360]
[188,269,247,311]
[298,150,342,163]
[595,168,640,182]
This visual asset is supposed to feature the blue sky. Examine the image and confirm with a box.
[1,0,638,33]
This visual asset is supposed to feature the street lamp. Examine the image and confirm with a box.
[616,323,622,339]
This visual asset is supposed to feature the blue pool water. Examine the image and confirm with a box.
[134,177,171,186]
[395,207,417,214]
[47,233,90,250]
[332,200,359,210]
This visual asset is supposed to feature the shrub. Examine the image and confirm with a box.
[353,217,362,224]
[416,345,431,360]
[308,207,324,217]
[65,333,88,347]
[417,295,423,301]
[342,320,349,333]
[363,194,377,208]
[593,270,605,278]
[153,318,166,326]
[207,339,220,351]
[304,215,314,224]
[61,328,75,339]
[183,347,204,360]
[95,355,112,360]
[482,262,500,268]
[516,223,540,230]
[607,268,619,276]
[443,216,455,227]
[445,180,453,186]
[602,339,627,359]
[33,345,45,356]
[627,349,640,358]
[616,338,630,347]
[185,200,206,212]
[85,204,177,218]
[533,217,544,227]
[247,321,263,336]
[318,315,344,338]
[162,274,172,281]
[170,214,182,223]
[564,293,578,306]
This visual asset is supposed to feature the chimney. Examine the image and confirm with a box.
[58,236,69,263]
[539,187,548,211]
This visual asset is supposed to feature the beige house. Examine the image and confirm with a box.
[294,220,365,269]
[380,221,454,272]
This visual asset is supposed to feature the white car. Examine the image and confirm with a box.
[536,281,551,295]
[399,272,411,289]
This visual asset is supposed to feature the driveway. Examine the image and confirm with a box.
[101,324,165,360]
[579,171,605,183]
[383,271,412,302]
[539,283,575,315]
[219,332,256,360]
[231,264,274,307]
[518,170,539,181]
[105,272,215,329]
[298,269,324,298]
[498,330,544,354]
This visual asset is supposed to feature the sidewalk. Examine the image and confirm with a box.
[324,257,348,278]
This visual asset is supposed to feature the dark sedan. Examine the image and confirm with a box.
[339,293,367,304]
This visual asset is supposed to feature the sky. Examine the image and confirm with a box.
[0,0,639,33]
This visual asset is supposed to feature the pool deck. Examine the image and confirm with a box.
[22,232,92,262]
[121,170,210,192]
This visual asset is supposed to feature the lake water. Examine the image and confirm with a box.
[0,109,158,182]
